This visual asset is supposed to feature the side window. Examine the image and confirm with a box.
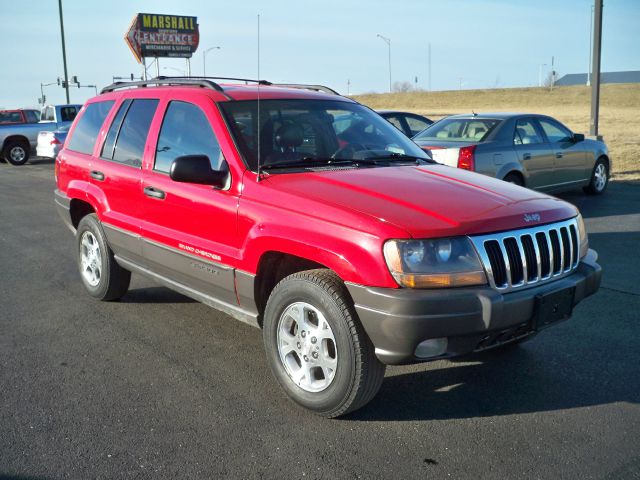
[385,115,404,132]
[154,101,223,174]
[24,110,39,123]
[406,115,430,136]
[66,101,115,155]
[538,119,572,143]
[110,99,159,168]
[42,106,55,122]
[60,106,79,122]
[513,119,543,145]
[101,100,131,159]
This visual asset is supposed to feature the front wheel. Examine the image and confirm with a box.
[4,140,30,165]
[76,214,131,301]
[584,158,609,195]
[263,270,385,418]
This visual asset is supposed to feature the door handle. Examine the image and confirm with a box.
[556,152,563,159]
[90,170,105,181]
[522,153,531,160]
[144,186,166,200]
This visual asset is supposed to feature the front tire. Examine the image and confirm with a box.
[76,214,131,301]
[4,139,30,165]
[584,158,609,195]
[503,172,524,186]
[263,269,385,418]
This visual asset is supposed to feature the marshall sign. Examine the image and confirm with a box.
[125,13,200,63]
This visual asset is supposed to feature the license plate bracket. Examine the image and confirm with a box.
[533,286,576,330]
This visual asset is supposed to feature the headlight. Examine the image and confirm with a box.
[383,237,487,288]
[575,214,589,259]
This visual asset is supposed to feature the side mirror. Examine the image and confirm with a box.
[572,133,585,143]
[170,155,229,189]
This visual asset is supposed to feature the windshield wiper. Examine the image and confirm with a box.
[260,157,376,171]
[364,153,437,164]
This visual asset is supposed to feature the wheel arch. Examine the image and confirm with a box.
[1,135,31,152]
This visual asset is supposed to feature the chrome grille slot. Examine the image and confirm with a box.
[470,218,581,293]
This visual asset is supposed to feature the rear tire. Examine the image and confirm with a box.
[503,172,524,186]
[76,214,131,301]
[584,158,609,195]
[263,269,385,418]
[4,139,30,165]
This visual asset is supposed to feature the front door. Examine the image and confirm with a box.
[536,117,587,189]
[140,95,240,306]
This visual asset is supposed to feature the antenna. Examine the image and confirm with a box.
[256,14,262,182]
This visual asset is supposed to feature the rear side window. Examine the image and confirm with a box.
[154,101,223,173]
[102,99,158,168]
[66,101,115,155]
[24,110,40,123]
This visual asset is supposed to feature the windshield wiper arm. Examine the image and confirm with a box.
[365,153,437,164]
[260,157,364,171]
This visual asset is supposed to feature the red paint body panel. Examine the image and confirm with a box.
[56,84,578,290]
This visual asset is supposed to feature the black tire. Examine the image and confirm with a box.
[263,269,385,418]
[584,158,609,195]
[3,139,30,165]
[503,172,524,186]
[76,214,131,301]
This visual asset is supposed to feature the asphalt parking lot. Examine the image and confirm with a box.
[1,159,639,480]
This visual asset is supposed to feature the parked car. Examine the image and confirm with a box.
[377,110,433,138]
[412,113,610,195]
[0,109,40,125]
[55,78,601,418]
[0,104,81,165]
[36,125,69,159]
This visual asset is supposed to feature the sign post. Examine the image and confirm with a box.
[125,13,199,78]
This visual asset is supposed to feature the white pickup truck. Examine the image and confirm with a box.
[0,104,82,165]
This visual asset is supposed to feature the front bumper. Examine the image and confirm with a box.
[346,249,601,365]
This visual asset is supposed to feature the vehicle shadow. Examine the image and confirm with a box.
[347,338,640,422]
[122,286,196,304]
[556,181,640,219]
[0,475,54,480]
[27,157,55,166]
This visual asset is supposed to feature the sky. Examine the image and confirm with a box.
[2,0,639,108]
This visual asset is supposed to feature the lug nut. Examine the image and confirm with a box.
[312,352,318,359]
[301,331,306,338]
[297,342,301,349]
[303,355,309,362]
[311,337,317,344]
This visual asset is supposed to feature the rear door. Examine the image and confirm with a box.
[512,117,554,189]
[536,117,587,188]
[90,96,159,262]
[139,93,240,305]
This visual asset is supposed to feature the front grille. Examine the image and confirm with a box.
[470,218,580,292]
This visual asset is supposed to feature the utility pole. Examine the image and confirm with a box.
[203,46,221,77]
[428,42,432,91]
[587,3,594,85]
[590,0,603,136]
[376,34,392,93]
[58,0,70,103]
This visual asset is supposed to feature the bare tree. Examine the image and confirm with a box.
[392,81,413,93]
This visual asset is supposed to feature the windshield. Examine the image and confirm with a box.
[219,99,429,171]
[414,117,501,142]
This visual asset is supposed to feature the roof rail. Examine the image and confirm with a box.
[272,84,340,95]
[100,76,232,99]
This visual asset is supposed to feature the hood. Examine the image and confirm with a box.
[262,164,577,238]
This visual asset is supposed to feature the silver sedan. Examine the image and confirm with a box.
[413,113,610,195]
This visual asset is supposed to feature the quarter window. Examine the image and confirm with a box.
[154,101,223,173]
[405,115,431,136]
[66,101,115,155]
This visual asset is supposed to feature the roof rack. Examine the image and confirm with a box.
[272,84,340,95]
[100,76,273,98]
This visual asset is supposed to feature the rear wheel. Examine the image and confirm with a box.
[4,139,30,165]
[263,269,385,418]
[584,158,609,195]
[76,214,131,301]
[503,172,524,186]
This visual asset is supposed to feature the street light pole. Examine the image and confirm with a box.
[57,0,70,103]
[590,0,603,136]
[203,46,221,77]
[538,63,547,87]
[376,34,392,93]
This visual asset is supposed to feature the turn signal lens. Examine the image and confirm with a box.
[576,214,589,258]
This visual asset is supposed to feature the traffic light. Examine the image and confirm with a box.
[61,80,67,88]
[72,76,80,87]
[130,73,134,81]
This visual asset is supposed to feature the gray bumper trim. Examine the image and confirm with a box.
[346,249,601,365]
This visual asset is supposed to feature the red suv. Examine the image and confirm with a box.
[55,77,601,417]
